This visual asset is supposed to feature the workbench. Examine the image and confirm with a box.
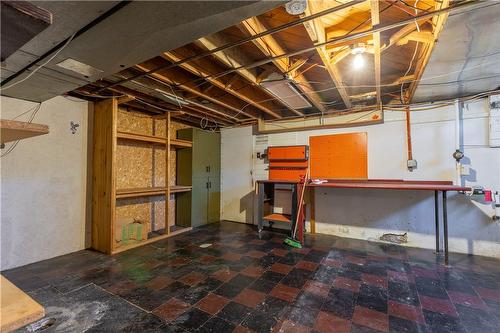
[257,179,470,265]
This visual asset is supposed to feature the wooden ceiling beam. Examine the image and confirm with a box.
[301,1,352,109]
[240,17,326,113]
[396,31,435,46]
[162,50,282,119]
[381,22,422,53]
[406,0,450,102]
[117,94,135,105]
[370,0,381,105]
[197,34,303,116]
[135,61,258,120]
[197,35,259,83]
[91,81,236,126]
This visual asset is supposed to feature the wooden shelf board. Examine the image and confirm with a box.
[116,187,166,199]
[170,138,192,149]
[263,213,291,223]
[116,131,166,144]
[0,275,44,332]
[116,186,192,199]
[170,185,192,193]
[0,119,49,144]
[112,227,193,254]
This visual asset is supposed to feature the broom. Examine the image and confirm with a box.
[284,168,309,249]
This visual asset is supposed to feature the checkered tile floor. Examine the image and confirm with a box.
[4,221,500,332]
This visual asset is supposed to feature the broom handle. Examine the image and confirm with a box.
[292,167,309,238]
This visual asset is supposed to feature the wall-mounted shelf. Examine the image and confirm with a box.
[0,119,49,144]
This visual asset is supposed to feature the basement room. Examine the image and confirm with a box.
[1,0,500,332]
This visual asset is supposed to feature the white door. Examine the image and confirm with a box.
[220,126,254,223]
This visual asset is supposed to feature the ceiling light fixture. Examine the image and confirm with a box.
[260,73,312,109]
[351,43,366,70]
[285,0,307,15]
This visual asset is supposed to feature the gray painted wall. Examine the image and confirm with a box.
[1,96,89,270]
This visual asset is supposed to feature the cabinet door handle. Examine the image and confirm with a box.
[206,182,209,189]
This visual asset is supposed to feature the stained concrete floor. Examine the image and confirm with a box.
[3,221,500,333]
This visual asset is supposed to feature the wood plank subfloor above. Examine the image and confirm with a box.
[3,221,500,332]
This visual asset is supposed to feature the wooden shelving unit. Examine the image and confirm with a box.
[92,98,193,254]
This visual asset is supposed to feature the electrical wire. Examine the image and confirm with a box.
[1,103,42,158]
[0,33,76,91]
[400,42,420,103]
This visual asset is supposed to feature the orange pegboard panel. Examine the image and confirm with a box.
[309,132,367,179]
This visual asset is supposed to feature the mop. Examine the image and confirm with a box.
[284,168,309,249]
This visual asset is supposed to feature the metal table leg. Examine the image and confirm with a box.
[257,182,264,233]
[442,191,449,265]
[434,190,440,253]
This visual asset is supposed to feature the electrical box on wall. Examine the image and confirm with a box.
[489,95,500,147]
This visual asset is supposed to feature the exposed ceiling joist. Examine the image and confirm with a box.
[397,31,435,46]
[117,95,135,105]
[381,22,421,53]
[162,50,282,119]
[301,1,352,109]
[240,17,325,114]
[196,35,301,116]
[197,36,259,83]
[109,84,234,126]
[106,75,239,125]
[135,62,258,120]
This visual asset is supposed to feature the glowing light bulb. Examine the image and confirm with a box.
[352,53,364,70]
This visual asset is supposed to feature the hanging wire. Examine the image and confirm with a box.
[1,33,77,91]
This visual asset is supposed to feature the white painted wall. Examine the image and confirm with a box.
[1,96,90,270]
[220,126,254,224]
[221,98,500,258]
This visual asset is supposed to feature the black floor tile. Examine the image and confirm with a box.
[280,268,312,288]
[322,287,357,319]
[218,301,252,325]
[4,221,500,333]
[242,310,278,333]
[388,280,420,306]
[172,307,211,330]
[423,310,466,333]
[389,315,428,333]
[248,277,278,293]
[357,284,388,313]
[214,282,245,298]
[455,304,499,333]
[198,316,235,333]
[415,277,448,299]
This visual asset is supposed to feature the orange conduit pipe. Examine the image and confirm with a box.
[405,105,413,161]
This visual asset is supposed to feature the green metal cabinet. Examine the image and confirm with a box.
[176,128,220,228]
